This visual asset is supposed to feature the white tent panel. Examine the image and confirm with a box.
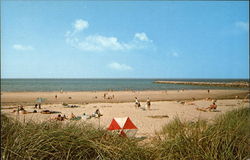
[114,117,128,128]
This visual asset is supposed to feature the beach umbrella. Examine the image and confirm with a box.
[107,117,138,137]
[36,97,46,103]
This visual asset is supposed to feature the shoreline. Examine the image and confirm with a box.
[1,89,249,106]
[1,88,248,93]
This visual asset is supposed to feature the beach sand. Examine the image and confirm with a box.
[1,90,249,137]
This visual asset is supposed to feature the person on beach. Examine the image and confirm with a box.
[34,104,38,109]
[60,88,63,93]
[93,109,103,117]
[55,114,64,121]
[206,102,217,111]
[19,105,24,111]
[38,104,42,109]
[55,95,57,99]
[135,97,141,108]
[146,97,151,110]
[212,99,217,103]
[208,89,210,93]
[69,113,76,119]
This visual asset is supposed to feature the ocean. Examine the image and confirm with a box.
[1,79,248,92]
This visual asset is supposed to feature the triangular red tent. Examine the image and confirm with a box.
[123,117,137,129]
[107,117,138,137]
[107,119,121,130]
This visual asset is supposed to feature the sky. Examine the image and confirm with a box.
[1,1,249,79]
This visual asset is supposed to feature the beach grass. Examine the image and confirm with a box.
[1,115,152,160]
[1,107,249,160]
[157,107,250,160]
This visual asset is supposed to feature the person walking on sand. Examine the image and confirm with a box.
[146,97,151,110]
[135,97,141,108]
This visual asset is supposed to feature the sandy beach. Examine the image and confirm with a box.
[1,89,249,137]
[1,89,248,105]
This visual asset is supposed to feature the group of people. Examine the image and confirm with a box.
[34,104,42,109]
[12,105,26,114]
[135,97,151,110]
[51,109,103,121]
[12,105,39,114]
[52,114,67,121]
[103,93,115,100]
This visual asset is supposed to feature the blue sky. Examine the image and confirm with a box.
[1,1,249,79]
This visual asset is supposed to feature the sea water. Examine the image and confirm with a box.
[1,79,248,92]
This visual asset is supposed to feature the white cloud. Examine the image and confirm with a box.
[108,62,133,71]
[235,21,249,32]
[74,19,89,31]
[65,19,153,52]
[13,44,34,51]
[134,32,149,41]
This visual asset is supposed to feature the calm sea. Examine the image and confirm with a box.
[1,79,248,92]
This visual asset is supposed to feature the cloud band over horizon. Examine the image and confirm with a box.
[65,19,154,52]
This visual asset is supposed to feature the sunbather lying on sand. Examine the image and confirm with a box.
[196,102,218,112]
[41,110,61,114]
[82,113,92,119]
[50,114,67,121]
[69,113,76,119]
[206,102,217,111]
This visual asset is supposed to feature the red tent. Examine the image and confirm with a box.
[107,117,138,137]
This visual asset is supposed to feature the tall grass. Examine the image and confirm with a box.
[1,115,154,160]
[1,107,249,160]
[157,107,250,160]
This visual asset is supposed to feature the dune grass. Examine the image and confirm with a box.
[1,115,154,160]
[1,107,249,160]
[157,107,250,160]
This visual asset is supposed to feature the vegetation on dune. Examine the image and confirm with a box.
[157,107,250,160]
[1,115,153,160]
[1,107,249,160]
